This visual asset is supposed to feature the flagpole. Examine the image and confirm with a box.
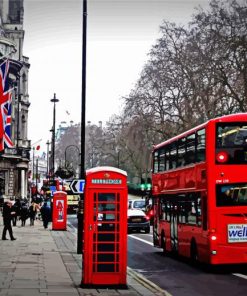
[16,77,20,148]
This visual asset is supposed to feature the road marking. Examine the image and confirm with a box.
[128,267,172,296]
[129,235,154,246]
[233,273,247,280]
[129,235,247,282]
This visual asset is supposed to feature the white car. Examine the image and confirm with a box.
[128,199,146,211]
[127,209,150,234]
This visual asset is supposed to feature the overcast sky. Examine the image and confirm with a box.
[23,0,210,152]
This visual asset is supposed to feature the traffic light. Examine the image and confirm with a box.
[146,177,152,191]
[140,178,145,191]
[140,184,145,191]
[140,178,152,191]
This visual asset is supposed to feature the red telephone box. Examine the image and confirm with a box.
[52,191,67,231]
[82,167,127,287]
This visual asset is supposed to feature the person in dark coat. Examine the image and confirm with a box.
[20,202,29,226]
[40,202,51,229]
[2,200,16,240]
[12,198,21,226]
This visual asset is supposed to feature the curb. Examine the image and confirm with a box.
[127,267,172,296]
[67,219,172,295]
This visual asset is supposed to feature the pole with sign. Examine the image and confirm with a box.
[70,179,86,194]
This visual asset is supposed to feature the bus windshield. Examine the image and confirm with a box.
[216,123,247,164]
[216,183,247,207]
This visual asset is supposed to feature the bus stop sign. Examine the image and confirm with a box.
[70,179,85,194]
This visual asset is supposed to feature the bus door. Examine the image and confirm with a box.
[170,203,178,252]
[152,196,160,247]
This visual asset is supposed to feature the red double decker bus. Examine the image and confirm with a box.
[152,113,247,265]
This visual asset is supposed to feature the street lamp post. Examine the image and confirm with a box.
[77,0,87,254]
[36,158,38,193]
[32,147,35,182]
[46,140,50,176]
[50,93,59,180]
[31,140,42,198]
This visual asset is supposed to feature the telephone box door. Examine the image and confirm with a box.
[83,167,127,287]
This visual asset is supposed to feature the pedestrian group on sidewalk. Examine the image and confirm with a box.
[2,195,52,241]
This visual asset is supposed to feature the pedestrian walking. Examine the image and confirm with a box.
[0,189,4,213]
[20,202,29,226]
[12,198,21,226]
[29,201,39,226]
[2,200,16,240]
[40,202,51,229]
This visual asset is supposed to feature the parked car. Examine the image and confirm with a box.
[127,209,150,234]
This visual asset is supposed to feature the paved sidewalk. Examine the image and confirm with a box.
[0,218,169,296]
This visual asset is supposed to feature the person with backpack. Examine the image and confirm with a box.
[12,198,21,226]
[40,202,51,229]
[29,201,40,226]
[20,202,29,226]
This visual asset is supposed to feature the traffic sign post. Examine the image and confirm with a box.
[70,179,85,194]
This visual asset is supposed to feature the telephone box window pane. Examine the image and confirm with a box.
[97,223,116,232]
[97,264,115,272]
[105,214,115,221]
[98,193,115,202]
[98,233,115,242]
[97,213,116,221]
[98,243,115,252]
[98,203,116,211]
[97,254,115,262]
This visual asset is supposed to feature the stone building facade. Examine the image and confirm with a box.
[0,0,30,200]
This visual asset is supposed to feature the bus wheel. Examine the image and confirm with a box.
[161,233,166,254]
[190,240,198,265]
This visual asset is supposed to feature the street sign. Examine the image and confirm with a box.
[70,179,85,194]
[50,186,56,196]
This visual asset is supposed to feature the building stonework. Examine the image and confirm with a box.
[0,0,31,200]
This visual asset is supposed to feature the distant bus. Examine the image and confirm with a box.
[42,178,60,193]
[152,113,247,265]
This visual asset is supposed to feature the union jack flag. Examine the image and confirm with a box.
[0,60,13,151]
